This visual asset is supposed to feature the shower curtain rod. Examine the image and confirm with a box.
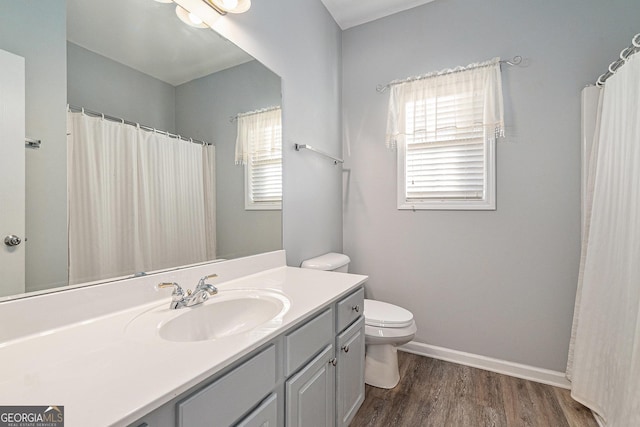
[595,33,640,87]
[67,105,212,146]
[229,105,281,122]
[375,56,522,93]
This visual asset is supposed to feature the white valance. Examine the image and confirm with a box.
[385,57,504,149]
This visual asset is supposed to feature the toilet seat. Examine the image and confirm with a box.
[364,299,414,328]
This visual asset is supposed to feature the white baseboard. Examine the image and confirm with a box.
[400,341,571,390]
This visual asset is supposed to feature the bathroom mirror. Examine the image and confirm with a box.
[0,0,282,300]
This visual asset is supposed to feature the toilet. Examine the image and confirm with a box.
[301,253,417,389]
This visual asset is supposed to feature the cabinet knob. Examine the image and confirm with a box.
[329,358,337,366]
[352,304,360,313]
[341,345,350,353]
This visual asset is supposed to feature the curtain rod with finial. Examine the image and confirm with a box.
[67,105,211,146]
[376,56,522,93]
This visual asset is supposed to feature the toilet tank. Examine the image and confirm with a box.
[300,253,350,273]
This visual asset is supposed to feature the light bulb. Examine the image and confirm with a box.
[207,0,250,14]
[222,0,238,9]
[188,12,203,25]
[175,5,208,28]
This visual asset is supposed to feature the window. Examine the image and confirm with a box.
[235,107,282,210]
[386,58,503,210]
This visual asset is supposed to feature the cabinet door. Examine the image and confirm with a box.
[336,317,365,427]
[235,393,278,427]
[286,345,335,427]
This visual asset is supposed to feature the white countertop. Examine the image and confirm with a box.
[0,253,367,427]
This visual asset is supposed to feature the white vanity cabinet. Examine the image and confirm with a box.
[128,286,365,427]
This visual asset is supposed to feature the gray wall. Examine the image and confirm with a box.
[67,42,176,132]
[342,0,640,371]
[175,60,282,259]
[209,0,343,267]
[0,0,67,293]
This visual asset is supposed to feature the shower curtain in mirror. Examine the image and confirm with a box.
[67,112,216,285]
[568,53,640,425]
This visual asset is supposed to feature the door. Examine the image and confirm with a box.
[0,48,25,297]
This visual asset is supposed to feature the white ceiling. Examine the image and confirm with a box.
[67,0,437,84]
[321,0,437,30]
[67,0,254,86]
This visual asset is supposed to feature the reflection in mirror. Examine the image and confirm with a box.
[0,0,282,299]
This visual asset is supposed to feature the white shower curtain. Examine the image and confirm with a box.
[568,53,640,425]
[67,112,216,285]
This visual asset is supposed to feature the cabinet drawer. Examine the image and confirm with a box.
[235,393,278,427]
[336,287,364,332]
[284,308,333,376]
[177,345,276,427]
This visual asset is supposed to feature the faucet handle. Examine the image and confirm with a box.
[197,274,218,286]
[196,274,219,295]
[157,282,185,296]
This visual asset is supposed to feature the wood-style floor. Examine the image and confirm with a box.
[350,351,598,427]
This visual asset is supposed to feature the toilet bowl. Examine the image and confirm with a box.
[363,299,416,389]
[300,253,417,390]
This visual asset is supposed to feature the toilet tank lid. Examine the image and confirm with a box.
[300,253,350,270]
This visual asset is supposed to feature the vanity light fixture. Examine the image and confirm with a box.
[175,5,209,28]
[204,0,251,15]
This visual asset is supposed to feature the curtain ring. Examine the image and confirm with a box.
[596,73,606,87]
[620,47,634,61]
[632,34,640,48]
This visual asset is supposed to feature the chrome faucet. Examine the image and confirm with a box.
[157,274,218,309]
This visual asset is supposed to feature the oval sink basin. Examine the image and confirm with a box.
[127,289,290,343]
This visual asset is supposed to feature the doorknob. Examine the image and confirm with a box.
[4,235,21,247]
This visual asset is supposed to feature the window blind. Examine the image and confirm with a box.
[405,93,485,200]
[248,123,282,204]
